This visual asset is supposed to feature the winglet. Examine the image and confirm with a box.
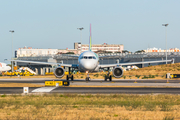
[89,24,92,51]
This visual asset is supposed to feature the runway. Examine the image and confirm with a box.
[0,78,180,94]
[0,78,180,87]
[0,78,180,83]
[1,87,180,94]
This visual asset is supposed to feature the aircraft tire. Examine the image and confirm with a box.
[66,75,69,81]
[86,77,90,81]
[71,75,74,81]
[109,75,112,81]
[104,76,107,81]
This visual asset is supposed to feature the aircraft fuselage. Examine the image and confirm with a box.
[0,63,11,72]
[78,51,99,72]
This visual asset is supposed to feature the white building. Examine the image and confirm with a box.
[144,47,180,53]
[74,42,124,54]
[15,42,124,58]
[15,46,58,58]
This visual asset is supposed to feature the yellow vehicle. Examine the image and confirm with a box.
[5,72,15,76]
[65,71,72,75]
[45,72,54,75]
[4,70,34,76]
[22,70,34,76]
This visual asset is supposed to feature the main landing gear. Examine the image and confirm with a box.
[86,77,90,81]
[104,67,112,81]
[66,67,74,81]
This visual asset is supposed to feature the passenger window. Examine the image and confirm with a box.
[84,56,87,59]
[80,56,83,59]
[93,56,96,59]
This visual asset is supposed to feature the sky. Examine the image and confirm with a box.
[0,0,180,63]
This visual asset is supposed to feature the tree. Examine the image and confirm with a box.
[122,50,130,53]
[135,50,145,53]
[66,52,75,54]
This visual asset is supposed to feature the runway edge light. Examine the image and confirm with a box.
[23,87,29,94]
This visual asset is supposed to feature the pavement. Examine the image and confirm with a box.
[0,78,180,87]
[0,78,180,94]
[0,87,180,94]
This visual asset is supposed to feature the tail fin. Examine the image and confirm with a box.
[89,24,92,51]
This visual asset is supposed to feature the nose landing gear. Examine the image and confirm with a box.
[85,71,90,81]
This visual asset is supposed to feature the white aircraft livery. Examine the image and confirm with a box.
[7,24,173,81]
[0,62,11,72]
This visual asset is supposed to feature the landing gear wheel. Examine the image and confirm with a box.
[109,75,112,81]
[104,76,107,81]
[66,75,69,81]
[71,75,74,81]
[86,77,90,81]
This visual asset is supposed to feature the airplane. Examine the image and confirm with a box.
[6,24,174,81]
[0,62,11,72]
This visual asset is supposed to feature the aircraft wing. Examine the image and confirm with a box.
[99,59,174,68]
[5,59,73,67]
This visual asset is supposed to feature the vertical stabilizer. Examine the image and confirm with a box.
[89,24,92,51]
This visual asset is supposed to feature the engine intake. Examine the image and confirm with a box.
[113,67,123,78]
[54,67,65,78]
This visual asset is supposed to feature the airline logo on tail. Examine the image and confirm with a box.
[89,24,92,51]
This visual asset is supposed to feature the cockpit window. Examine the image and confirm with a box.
[81,56,96,59]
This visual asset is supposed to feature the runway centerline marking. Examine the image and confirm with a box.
[31,87,57,93]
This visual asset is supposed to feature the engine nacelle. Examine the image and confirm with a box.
[112,67,123,78]
[54,67,65,78]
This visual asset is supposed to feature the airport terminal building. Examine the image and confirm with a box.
[74,42,124,54]
[14,45,180,75]
[15,43,124,57]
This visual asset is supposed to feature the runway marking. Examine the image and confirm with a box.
[31,87,57,93]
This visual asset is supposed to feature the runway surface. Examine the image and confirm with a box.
[0,78,180,83]
[0,78,180,94]
[1,87,180,94]
[1,78,180,87]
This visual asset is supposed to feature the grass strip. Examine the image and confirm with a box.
[0,94,179,119]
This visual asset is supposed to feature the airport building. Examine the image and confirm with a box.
[14,45,180,75]
[15,43,124,58]
[74,42,124,54]
[15,51,180,75]
[15,46,58,58]
[144,47,180,53]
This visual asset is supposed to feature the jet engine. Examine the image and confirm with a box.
[112,67,123,78]
[54,67,65,78]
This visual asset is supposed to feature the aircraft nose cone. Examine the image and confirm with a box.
[84,62,93,70]
[81,61,95,70]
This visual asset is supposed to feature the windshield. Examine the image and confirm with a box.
[80,56,96,59]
